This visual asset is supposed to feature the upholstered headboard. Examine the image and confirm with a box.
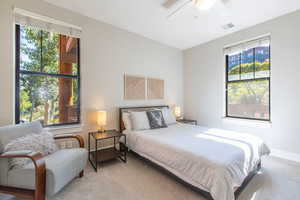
[119,105,169,132]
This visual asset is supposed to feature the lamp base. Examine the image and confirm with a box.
[98,126,105,133]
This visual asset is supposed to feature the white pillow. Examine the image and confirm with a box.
[122,112,132,131]
[130,111,150,131]
[161,108,177,125]
[4,131,58,169]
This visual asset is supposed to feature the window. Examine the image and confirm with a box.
[225,36,270,121]
[15,25,80,126]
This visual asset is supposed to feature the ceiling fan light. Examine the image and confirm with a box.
[193,0,217,10]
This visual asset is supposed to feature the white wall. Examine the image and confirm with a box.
[0,0,183,134]
[2,0,298,156]
[183,10,300,155]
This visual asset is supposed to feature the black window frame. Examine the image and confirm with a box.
[225,45,271,121]
[15,24,81,127]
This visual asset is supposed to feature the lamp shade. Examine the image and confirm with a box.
[97,111,107,126]
[174,106,181,118]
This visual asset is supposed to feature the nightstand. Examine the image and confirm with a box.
[88,130,127,172]
[177,119,197,125]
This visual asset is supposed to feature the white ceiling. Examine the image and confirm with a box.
[44,0,300,49]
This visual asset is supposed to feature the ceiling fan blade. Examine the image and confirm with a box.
[162,0,180,9]
[166,0,192,19]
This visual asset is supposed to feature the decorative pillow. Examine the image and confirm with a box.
[161,108,177,125]
[146,110,168,129]
[122,112,132,131]
[130,111,150,131]
[4,131,58,169]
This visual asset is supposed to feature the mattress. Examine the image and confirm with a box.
[123,123,270,200]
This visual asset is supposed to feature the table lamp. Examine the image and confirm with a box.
[97,110,107,132]
[174,106,181,120]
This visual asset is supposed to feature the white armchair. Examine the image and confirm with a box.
[0,121,88,200]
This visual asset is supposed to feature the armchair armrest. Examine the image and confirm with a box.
[0,151,46,200]
[0,151,44,164]
[54,134,84,148]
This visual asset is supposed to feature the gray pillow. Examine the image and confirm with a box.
[146,110,167,129]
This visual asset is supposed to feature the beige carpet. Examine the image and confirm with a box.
[1,154,300,200]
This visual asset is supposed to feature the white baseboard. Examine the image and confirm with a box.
[270,148,300,163]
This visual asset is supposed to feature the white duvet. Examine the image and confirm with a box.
[124,123,270,200]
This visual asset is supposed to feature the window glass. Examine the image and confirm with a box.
[227,80,270,120]
[255,46,270,78]
[20,26,41,72]
[41,31,59,74]
[241,48,254,80]
[17,25,80,126]
[228,53,240,81]
[20,26,78,75]
[226,37,270,121]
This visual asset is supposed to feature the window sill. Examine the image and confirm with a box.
[44,124,83,134]
[221,117,272,128]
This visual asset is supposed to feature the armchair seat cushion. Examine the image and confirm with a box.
[7,148,88,196]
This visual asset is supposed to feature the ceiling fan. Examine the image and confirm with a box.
[163,0,230,19]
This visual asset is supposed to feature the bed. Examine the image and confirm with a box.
[119,106,270,200]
